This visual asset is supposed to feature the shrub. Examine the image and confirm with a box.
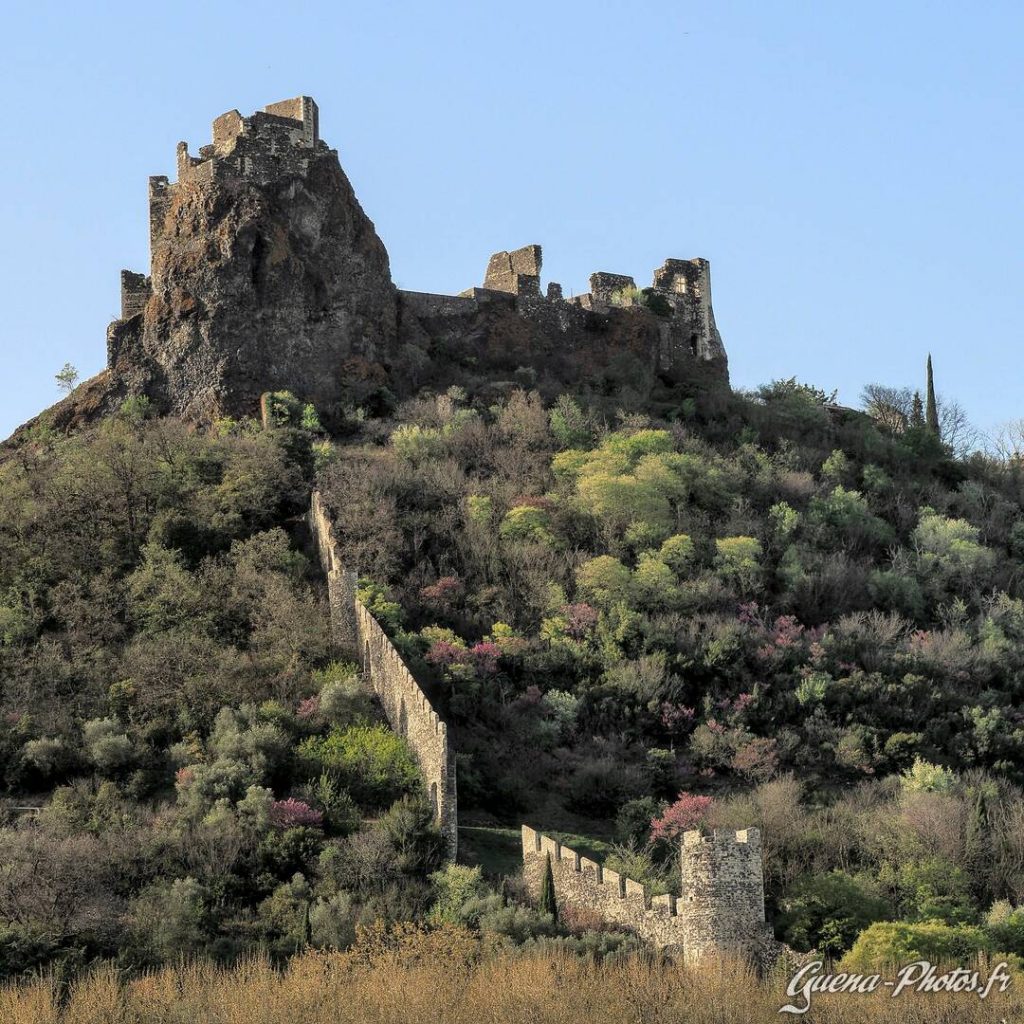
[429,864,489,925]
[658,534,695,573]
[128,877,209,960]
[82,718,133,775]
[901,757,956,794]
[714,536,762,592]
[301,725,420,810]
[576,556,633,608]
[20,737,72,783]
[650,792,714,844]
[270,798,324,830]
[778,871,892,956]
[499,505,555,544]
[390,425,445,462]
[465,495,493,526]
[842,919,994,972]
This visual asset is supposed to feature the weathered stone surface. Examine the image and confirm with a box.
[522,825,773,962]
[308,491,457,858]
[679,827,774,964]
[105,97,397,424]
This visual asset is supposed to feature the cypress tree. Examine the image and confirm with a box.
[926,354,940,437]
[539,851,558,922]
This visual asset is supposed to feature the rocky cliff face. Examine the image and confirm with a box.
[104,97,397,425]
[9,97,729,441]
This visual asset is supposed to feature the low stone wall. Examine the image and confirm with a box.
[521,825,684,951]
[399,290,480,319]
[309,492,457,857]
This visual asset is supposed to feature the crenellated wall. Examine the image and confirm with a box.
[309,492,457,857]
[521,825,685,950]
[522,824,774,962]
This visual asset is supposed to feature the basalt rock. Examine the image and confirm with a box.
[9,96,729,442]
[103,96,397,425]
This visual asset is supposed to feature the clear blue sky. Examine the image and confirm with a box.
[1,1,1020,441]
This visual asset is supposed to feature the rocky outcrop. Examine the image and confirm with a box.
[6,96,731,444]
[104,97,397,425]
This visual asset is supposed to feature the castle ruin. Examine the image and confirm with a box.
[73,96,729,433]
[522,825,775,964]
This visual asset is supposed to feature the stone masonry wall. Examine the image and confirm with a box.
[521,825,685,951]
[680,827,772,964]
[522,824,773,961]
[357,603,457,856]
[309,492,457,858]
[483,244,542,296]
[120,271,151,320]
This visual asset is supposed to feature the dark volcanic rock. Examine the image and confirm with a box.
[105,97,397,424]
[6,96,731,445]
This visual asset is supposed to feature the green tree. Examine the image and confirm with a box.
[778,872,891,956]
[926,354,940,437]
[55,362,79,394]
[539,852,558,922]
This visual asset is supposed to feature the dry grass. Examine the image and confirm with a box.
[0,948,1020,1024]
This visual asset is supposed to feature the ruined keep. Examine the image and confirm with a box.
[105,96,398,424]
[309,493,457,858]
[522,825,774,963]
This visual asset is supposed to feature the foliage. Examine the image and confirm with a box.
[300,725,420,810]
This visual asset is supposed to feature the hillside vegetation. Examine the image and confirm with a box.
[5,375,1024,986]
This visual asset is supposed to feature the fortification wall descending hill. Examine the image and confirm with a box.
[309,492,457,857]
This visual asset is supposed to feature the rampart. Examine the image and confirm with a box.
[309,492,457,857]
[522,824,773,962]
[521,825,685,950]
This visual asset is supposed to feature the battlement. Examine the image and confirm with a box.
[522,823,771,962]
[682,827,761,847]
[435,243,728,370]
[174,95,320,183]
[521,826,683,949]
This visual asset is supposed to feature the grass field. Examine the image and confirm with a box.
[2,946,1018,1024]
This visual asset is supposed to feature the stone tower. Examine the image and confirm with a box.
[107,96,397,424]
[679,827,772,963]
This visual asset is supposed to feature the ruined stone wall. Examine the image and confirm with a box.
[484,244,542,296]
[521,826,685,950]
[120,271,151,320]
[650,258,725,364]
[399,290,480,319]
[589,271,637,306]
[147,176,173,256]
[679,828,773,964]
[522,824,772,960]
[308,492,457,858]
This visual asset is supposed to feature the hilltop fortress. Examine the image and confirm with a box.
[27,95,728,432]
